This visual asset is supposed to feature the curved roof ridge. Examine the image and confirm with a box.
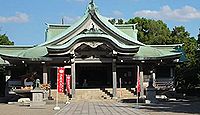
[95,13,144,46]
[47,34,139,51]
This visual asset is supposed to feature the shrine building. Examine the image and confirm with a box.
[0,1,185,98]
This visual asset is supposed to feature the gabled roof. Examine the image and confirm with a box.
[115,24,138,40]
[40,1,144,46]
[47,34,140,53]
[0,1,185,63]
[45,24,70,42]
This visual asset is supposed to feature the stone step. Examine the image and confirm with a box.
[51,90,67,103]
[104,88,136,99]
[74,89,109,101]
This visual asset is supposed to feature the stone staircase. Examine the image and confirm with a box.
[104,88,136,99]
[50,88,136,102]
[51,90,68,103]
[74,89,112,101]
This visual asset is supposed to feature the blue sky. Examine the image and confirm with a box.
[0,0,200,45]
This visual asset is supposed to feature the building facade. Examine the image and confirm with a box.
[0,1,185,98]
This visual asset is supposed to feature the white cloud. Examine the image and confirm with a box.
[0,12,29,23]
[63,16,81,23]
[112,10,123,18]
[134,5,200,22]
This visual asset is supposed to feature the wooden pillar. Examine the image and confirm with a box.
[43,65,48,84]
[71,59,76,97]
[152,71,156,87]
[170,67,175,88]
[170,67,174,78]
[112,59,117,98]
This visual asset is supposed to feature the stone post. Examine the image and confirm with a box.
[112,59,117,98]
[140,67,144,98]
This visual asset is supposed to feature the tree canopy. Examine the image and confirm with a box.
[126,17,171,45]
[122,17,199,91]
[0,34,14,45]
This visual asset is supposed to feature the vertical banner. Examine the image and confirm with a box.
[66,75,71,94]
[137,66,141,93]
[57,67,65,93]
[136,66,140,108]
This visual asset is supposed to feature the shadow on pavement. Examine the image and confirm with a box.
[122,97,200,114]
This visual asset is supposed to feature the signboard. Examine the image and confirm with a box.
[66,75,71,94]
[57,67,65,93]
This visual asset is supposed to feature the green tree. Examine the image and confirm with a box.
[126,17,199,91]
[109,18,124,25]
[197,29,200,45]
[126,17,171,45]
[0,34,14,45]
[108,19,116,25]
[116,19,123,24]
[171,26,197,66]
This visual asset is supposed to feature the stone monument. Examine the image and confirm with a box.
[30,79,46,108]
[146,73,157,104]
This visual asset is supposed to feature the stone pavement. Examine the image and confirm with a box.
[55,101,147,115]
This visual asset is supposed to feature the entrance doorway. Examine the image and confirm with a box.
[117,65,137,88]
[76,63,112,88]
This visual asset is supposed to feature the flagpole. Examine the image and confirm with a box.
[136,92,138,107]
[54,86,60,110]
[119,78,122,99]
[66,75,71,104]
[136,65,140,109]
[54,67,60,110]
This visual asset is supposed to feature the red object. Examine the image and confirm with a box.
[66,75,71,94]
[137,66,141,93]
[57,67,65,93]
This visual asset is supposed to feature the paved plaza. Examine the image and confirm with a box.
[0,99,200,115]
[55,101,146,115]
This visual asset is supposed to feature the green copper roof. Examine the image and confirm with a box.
[0,45,34,57]
[0,46,48,59]
[115,24,138,40]
[19,46,48,58]
[134,46,181,60]
[46,24,70,42]
[39,13,89,46]
[147,44,187,62]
